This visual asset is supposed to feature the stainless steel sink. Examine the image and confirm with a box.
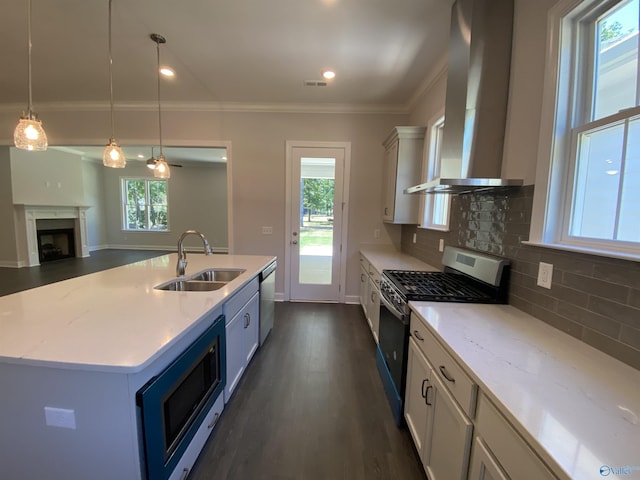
[155,279,227,292]
[190,268,246,282]
[154,268,245,292]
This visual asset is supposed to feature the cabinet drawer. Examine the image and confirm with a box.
[475,393,557,480]
[224,276,259,323]
[410,313,477,417]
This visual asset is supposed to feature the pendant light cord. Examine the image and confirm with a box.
[156,38,163,157]
[27,0,34,116]
[108,0,115,140]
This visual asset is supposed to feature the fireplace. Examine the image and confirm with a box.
[37,229,76,263]
[14,205,91,267]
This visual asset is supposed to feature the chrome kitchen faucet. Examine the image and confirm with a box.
[176,230,212,276]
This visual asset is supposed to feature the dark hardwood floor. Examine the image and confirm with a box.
[0,249,170,297]
[190,302,426,480]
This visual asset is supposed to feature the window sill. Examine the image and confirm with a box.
[521,240,640,263]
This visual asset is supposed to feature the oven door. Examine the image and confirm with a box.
[376,291,410,425]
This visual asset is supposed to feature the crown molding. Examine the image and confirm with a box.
[406,52,448,113]
[0,100,409,116]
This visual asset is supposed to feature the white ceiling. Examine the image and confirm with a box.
[1,0,453,111]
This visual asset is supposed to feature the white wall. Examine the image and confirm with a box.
[10,148,88,206]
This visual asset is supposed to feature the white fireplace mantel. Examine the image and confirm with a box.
[14,205,91,267]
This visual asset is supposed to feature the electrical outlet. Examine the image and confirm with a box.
[44,407,76,429]
[537,262,553,289]
[374,229,380,239]
[439,239,444,252]
[412,233,417,244]
[261,226,273,235]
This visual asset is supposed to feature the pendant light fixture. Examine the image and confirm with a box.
[151,33,170,179]
[14,0,47,151]
[102,0,126,168]
[146,146,157,169]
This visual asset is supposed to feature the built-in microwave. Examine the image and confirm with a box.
[137,314,226,480]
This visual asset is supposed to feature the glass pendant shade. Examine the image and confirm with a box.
[153,154,170,178]
[146,157,157,169]
[102,138,126,168]
[14,115,48,151]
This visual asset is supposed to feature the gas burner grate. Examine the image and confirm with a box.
[385,270,493,302]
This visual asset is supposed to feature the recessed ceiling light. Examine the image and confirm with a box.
[137,154,145,159]
[160,67,175,77]
[322,69,336,80]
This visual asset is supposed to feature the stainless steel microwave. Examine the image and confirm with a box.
[137,314,226,480]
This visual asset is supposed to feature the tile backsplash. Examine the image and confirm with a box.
[401,185,640,371]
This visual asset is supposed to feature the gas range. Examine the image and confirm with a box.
[381,247,510,314]
[376,247,510,426]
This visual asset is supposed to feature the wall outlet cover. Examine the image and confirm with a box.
[537,262,553,289]
[44,407,76,429]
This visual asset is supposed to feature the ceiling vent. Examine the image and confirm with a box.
[304,80,328,87]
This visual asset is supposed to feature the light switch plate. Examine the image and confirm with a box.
[261,226,273,235]
[44,407,76,429]
[537,262,553,289]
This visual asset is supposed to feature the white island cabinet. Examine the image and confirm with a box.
[0,253,275,480]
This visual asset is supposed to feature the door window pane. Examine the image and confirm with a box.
[298,158,335,285]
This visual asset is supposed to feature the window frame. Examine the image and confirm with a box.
[419,110,451,231]
[120,177,170,232]
[529,0,640,260]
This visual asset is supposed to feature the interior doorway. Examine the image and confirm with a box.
[285,142,351,302]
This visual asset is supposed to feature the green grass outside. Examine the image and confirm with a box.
[300,227,333,248]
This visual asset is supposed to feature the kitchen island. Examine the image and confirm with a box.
[0,253,275,480]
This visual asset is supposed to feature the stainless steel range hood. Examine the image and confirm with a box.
[406,0,523,194]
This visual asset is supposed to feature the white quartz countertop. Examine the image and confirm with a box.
[360,244,437,272]
[409,302,640,480]
[0,254,275,373]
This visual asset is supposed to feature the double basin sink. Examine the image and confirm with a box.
[155,268,246,292]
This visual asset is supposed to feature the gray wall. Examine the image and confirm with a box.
[0,147,18,267]
[102,161,228,251]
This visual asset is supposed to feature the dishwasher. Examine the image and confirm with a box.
[259,260,276,345]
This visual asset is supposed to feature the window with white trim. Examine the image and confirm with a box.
[121,178,169,231]
[532,0,639,257]
[421,114,450,230]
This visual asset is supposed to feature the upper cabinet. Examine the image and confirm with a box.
[382,126,426,224]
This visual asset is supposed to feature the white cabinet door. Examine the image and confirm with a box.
[468,436,510,480]
[224,308,245,403]
[382,141,399,222]
[367,277,380,343]
[243,292,260,365]
[404,338,434,465]
[425,370,474,480]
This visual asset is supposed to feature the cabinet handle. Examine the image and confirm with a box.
[425,385,433,406]
[208,412,220,429]
[413,330,424,342]
[370,291,376,302]
[421,378,429,398]
[361,273,365,282]
[439,365,455,383]
[179,468,190,480]
[244,312,250,328]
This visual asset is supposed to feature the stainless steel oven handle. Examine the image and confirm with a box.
[208,412,220,429]
[379,292,404,320]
